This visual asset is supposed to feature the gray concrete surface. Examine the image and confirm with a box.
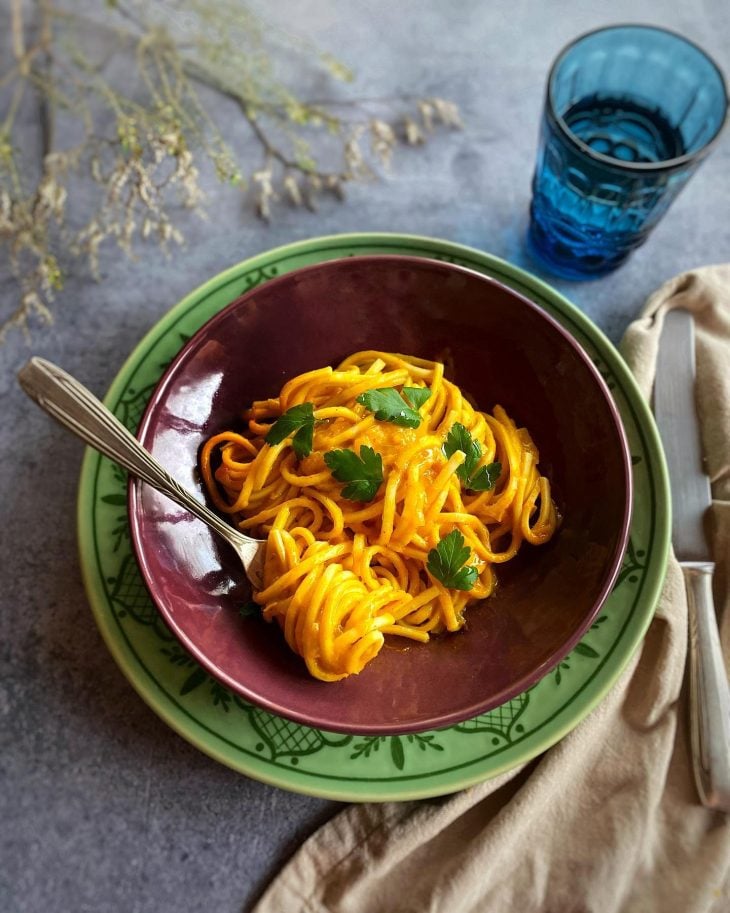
[1,2,729,911]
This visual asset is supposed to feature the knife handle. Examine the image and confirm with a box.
[684,562,730,812]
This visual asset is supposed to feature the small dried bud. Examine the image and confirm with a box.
[22,290,49,320]
[120,216,136,251]
[34,175,65,222]
[283,174,302,207]
[418,100,435,131]
[108,162,131,203]
[302,173,322,211]
[344,126,370,179]
[0,189,13,231]
[325,175,345,200]
[403,116,425,145]
[136,168,156,209]
[370,119,396,168]
[432,97,463,128]
[253,167,278,221]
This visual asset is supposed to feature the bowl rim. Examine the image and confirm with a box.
[128,253,634,734]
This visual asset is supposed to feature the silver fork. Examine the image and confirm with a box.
[18,357,265,589]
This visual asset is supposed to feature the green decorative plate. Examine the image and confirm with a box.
[77,233,670,802]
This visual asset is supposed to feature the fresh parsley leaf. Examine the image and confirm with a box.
[444,423,481,482]
[426,530,478,591]
[443,422,501,492]
[466,461,502,492]
[324,445,384,501]
[356,388,422,428]
[265,402,315,457]
[402,386,432,410]
[292,421,314,460]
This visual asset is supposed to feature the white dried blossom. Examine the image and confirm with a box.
[12,226,40,258]
[119,216,137,253]
[370,119,396,169]
[252,166,278,221]
[22,290,52,324]
[432,97,463,128]
[301,173,322,210]
[283,173,302,207]
[156,130,184,160]
[76,219,106,278]
[0,190,12,232]
[403,116,425,146]
[42,152,65,170]
[35,176,67,221]
[176,149,194,171]
[418,99,435,131]
[325,174,345,200]
[107,161,131,204]
[157,220,184,247]
[171,149,204,208]
[153,142,166,165]
[134,162,157,210]
[344,126,371,180]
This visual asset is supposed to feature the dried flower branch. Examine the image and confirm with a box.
[0,0,461,341]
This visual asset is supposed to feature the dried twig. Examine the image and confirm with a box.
[0,0,462,341]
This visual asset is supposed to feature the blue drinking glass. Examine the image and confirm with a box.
[528,25,728,279]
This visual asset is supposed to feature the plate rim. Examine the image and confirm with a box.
[76,231,670,801]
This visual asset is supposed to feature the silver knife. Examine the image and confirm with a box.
[654,308,730,811]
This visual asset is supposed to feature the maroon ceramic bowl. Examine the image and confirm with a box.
[129,255,632,734]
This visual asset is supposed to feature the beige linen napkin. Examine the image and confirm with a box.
[254,266,730,913]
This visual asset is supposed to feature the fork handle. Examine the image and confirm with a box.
[17,356,252,550]
[683,562,730,812]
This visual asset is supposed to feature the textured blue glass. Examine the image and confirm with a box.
[528,25,728,278]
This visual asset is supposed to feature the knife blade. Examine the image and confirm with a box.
[654,309,712,561]
[654,307,730,812]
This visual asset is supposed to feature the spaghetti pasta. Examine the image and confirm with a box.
[200,351,558,682]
